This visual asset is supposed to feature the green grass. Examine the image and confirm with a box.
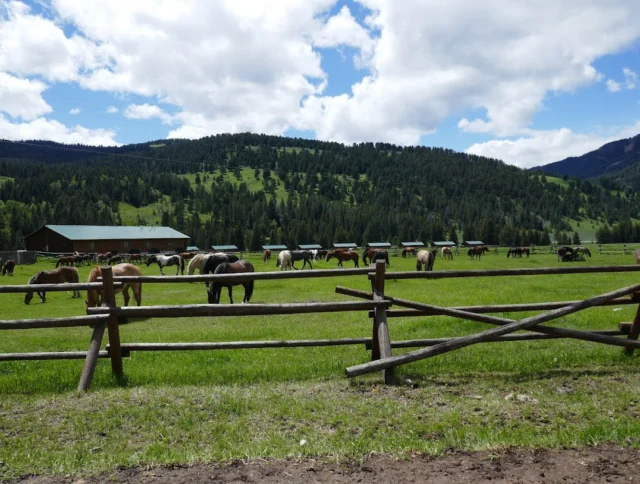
[2,250,640,478]
[179,168,288,202]
[0,175,13,185]
[544,175,569,188]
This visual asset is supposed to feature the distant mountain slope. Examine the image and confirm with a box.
[536,133,640,179]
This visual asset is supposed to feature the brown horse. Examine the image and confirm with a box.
[96,252,111,263]
[441,247,453,260]
[179,251,197,260]
[56,256,74,268]
[86,263,143,308]
[2,259,15,276]
[108,255,122,265]
[25,266,80,304]
[468,246,488,260]
[263,249,272,263]
[635,249,640,265]
[326,250,360,268]
[129,253,143,264]
[208,260,254,304]
[362,248,385,265]
[401,247,416,258]
[557,246,574,262]
[574,246,591,257]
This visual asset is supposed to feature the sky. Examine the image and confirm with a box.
[0,0,639,169]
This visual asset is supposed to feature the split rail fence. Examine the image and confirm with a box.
[1,262,640,390]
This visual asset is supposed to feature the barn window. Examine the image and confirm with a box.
[90,241,95,250]
[147,240,152,249]
[124,241,130,249]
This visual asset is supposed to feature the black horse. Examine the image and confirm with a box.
[207,260,254,304]
[557,246,574,262]
[370,250,390,267]
[290,250,313,270]
[202,254,240,286]
[507,247,522,258]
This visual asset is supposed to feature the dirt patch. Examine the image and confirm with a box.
[12,445,640,483]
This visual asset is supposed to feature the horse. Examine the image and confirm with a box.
[86,264,142,308]
[441,247,453,260]
[416,250,435,271]
[468,246,488,260]
[520,247,530,258]
[362,248,385,265]
[179,251,197,260]
[188,253,211,275]
[276,250,293,271]
[326,250,359,268]
[635,249,640,265]
[507,247,522,258]
[129,253,143,264]
[402,247,416,258]
[108,255,122,265]
[263,249,272,263]
[56,256,74,268]
[289,250,313,270]
[146,254,185,275]
[82,254,93,265]
[369,250,390,267]
[25,267,80,304]
[2,259,15,276]
[310,249,319,261]
[208,260,254,304]
[96,252,111,264]
[574,247,592,257]
[557,246,574,262]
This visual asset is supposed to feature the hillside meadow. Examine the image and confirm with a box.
[1,245,640,479]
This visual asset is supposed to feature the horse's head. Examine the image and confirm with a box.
[24,291,34,304]
[146,256,156,266]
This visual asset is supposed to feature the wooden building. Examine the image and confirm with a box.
[462,240,485,247]
[401,241,425,248]
[431,241,456,248]
[24,225,190,253]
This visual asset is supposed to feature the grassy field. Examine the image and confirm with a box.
[1,246,640,479]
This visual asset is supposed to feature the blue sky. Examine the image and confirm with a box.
[1,0,639,168]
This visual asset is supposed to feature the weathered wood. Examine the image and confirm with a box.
[367,265,640,281]
[624,304,640,356]
[0,351,113,361]
[373,260,395,384]
[346,282,640,377]
[101,266,123,376]
[0,314,109,330]
[0,282,121,293]
[77,322,106,392]
[619,322,632,333]
[111,338,371,352]
[364,330,629,349]
[107,268,374,284]
[87,300,392,318]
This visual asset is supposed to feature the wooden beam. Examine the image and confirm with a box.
[77,322,106,392]
[111,338,371,352]
[0,351,113,361]
[101,266,123,377]
[0,314,109,330]
[372,260,395,384]
[0,282,121,293]
[345,282,640,378]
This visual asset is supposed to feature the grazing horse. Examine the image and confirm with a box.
[277,250,293,271]
[129,253,143,264]
[146,254,184,275]
[326,249,359,268]
[369,250,390,267]
[56,256,74,268]
[86,264,142,308]
[263,249,272,263]
[25,267,80,304]
[468,246,488,260]
[96,252,111,263]
[316,249,328,260]
[416,250,435,271]
[441,247,453,260]
[202,253,240,277]
[402,247,416,258]
[520,247,530,258]
[2,259,15,276]
[362,248,386,265]
[557,246,574,262]
[289,250,313,270]
[108,255,122,265]
[507,247,522,258]
[208,260,255,304]
[188,253,211,275]
[574,246,592,257]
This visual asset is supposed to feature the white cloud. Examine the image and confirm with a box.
[0,72,51,120]
[0,114,119,146]
[69,108,80,115]
[312,6,374,66]
[623,67,637,89]
[107,105,118,113]
[606,79,622,92]
[465,121,640,169]
[124,103,174,124]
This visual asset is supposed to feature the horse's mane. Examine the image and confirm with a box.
[28,272,43,285]
[88,266,103,281]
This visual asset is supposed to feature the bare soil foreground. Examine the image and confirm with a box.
[14,445,640,484]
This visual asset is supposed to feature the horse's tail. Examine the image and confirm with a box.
[188,257,196,275]
[180,257,185,275]
[246,280,254,303]
[276,256,281,267]
[506,249,510,258]
[586,248,591,257]
[385,253,390,267]
[55,259,61,268]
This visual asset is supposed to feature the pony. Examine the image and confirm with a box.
[441,247,453,260]
[146,254,185,275]
[401,247,416,258]
[86,263,143,308]
[369,250,390,267]
[362,248,385,265]
[557,246,574,262]
[2,259,15,276]
[25,266,80,304]
[56,256,74,268]
[326,250,359,268]
[208,260,255,304]
[574,246,592,257]
[416,250,435,271]
[289,250,313,270]
[276,250,293,271]
[263,249,272,263]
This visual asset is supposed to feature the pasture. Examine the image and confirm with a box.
[2,247,640,479]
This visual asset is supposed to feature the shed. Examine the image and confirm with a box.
[24,225,190,254]
[401,241,425,248]
[462,240,485,247]
[262,245,288,250]
[211,245,239,252]
[333,242,357,249]
[298,244,323,250]
[366,242,391,248]
[431,241,456,247]
[186,246,200,251]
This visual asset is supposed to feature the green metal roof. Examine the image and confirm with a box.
[333,242,357,248]
[44,225,189,241]
[463,240,485,246]
[431,241,456,246]
[211,245,239,251]
[186,246,200,251]
[298,244,323,250]
[262,245,288,250]
[367,242,391,248]
[401,241,425,247]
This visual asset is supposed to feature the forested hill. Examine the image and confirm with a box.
[0,134,639,251]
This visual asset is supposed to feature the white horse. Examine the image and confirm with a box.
[188,253,211,275]
[276,250,293,271]
[146,254,184,276]
[416,250,436,272]
[310,249,319,261]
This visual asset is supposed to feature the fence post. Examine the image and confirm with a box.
[78,322,106,392]
[102,266,123,376]
[624,293,640,356]
[372,260,396,384]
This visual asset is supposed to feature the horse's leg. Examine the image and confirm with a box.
[176,264,180,276]
[122,286,131,307]
[228,286,233,304]
[39,291,46,303]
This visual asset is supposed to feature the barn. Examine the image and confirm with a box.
[24,225,190,254]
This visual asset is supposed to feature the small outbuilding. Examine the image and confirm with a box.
[431,241,456,248]
[366,242,391,249]
[262,244,288,251]
[462,240,485,247]
[211,245,240,252]
[333,242,357,250]
[402,241,425,248]
[186,245,200,251]
[298,244,323,250]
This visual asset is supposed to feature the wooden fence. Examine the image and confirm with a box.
[2,262,640,390]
